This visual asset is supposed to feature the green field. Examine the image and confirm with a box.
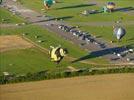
[79,25,134,47]
[0,24,109,75]
[0,8,25,23]
[0,19,108,75]
[0,48,56,74]
[0,25,87,57]
[18,0,134,46]
[18,0,134,22]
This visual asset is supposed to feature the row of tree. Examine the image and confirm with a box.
[0,67,134,84]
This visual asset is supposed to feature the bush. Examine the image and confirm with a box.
[0,67,134,84]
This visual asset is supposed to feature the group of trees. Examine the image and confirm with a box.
[0,66,134,84]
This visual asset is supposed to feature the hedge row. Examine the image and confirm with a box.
[0,67,134,84]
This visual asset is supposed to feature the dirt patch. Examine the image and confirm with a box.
[0,35,34,52]
[0,73,134,100]
[0,24,21,28]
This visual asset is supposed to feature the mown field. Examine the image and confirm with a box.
[0,25,108,75]
[1,73,134,100]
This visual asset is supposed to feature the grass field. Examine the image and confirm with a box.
[0,25,108,75]
[0,48,56,74]
[1,73,134,100]
[0,9,108,74]
[0,8,25,23]
[18,0,134,46]
[18,0,134,22]
[79,25,134,47]
[0,1,134,99]
[0,0,133,75]
[0,25,86,57]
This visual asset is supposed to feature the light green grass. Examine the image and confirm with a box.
[0,48,93,75]
[0,8,25,23]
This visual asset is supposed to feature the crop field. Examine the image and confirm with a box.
[0,73,134,100]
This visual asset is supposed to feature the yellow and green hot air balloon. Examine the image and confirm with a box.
[49,46,68,64]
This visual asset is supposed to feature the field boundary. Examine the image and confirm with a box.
[0,66,134,84]
[0,35,34,52]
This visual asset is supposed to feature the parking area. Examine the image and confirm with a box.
[49,24,134,64]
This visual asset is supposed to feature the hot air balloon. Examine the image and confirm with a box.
[113,26,126,40]
[43,0,56,10]
[107,2,115,12]
[49,46,68,64]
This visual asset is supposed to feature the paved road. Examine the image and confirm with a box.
[2,0,134,65]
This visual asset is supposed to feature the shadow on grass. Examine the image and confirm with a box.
[81,6,134,15]
[114,7,134,12]
[56,3,96,10]
[127,37,134,41]
[31,16,73,23]
[72,46,128,63]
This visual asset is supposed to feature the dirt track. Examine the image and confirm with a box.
[0,73,134,100]
[0,35,33,52]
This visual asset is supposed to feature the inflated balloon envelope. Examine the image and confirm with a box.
[44,0,54,6]
[113,26,126,40]
[107,2,115,10]
[49,46,68,64]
